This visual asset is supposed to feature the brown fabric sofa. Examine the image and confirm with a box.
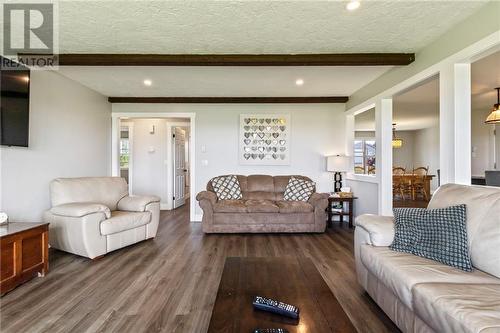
[196,175,329,233]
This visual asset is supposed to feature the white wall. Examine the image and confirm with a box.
[345,180,378,216]
[392,130,415,170]
[0,71,111,222]
[113,103,346,218]
[413,125,440,191]
[471,108,495,176]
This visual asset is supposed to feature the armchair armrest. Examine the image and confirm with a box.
[117,195,160,212]
[50,202,111,219]
[355,214,394,246]
[196,191,217,206]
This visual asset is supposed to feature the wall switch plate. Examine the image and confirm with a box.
[201,159,208,166]
[201,145,207,153]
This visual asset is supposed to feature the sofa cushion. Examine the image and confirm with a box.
[390,205,472,271]
[246,175,275,192]
[276,201,314,213]
[413,283,500,333]
[211,175,243,200]
[360,246,500,310]
[100,211,151,236]
[283,177,315,202]
[213,200,247,213]
[245,199,279,213]
[242,191,276,201]
[428,184,500,278]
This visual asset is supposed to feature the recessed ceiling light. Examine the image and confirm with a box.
[295,79,304,86]
[346,1,360,11]
[143,79,152,86]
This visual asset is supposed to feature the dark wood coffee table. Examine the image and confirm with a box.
[208,257,356,332]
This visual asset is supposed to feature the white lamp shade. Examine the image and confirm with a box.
[327,155,350,172]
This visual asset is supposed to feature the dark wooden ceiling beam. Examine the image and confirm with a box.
[48,53,414,66]
[107,96,349,104]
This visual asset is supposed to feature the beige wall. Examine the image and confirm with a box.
[0,71,111,222]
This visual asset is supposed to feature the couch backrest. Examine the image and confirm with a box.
[207,175,314,201]
[50,177,129,211]
[428,184,500,278]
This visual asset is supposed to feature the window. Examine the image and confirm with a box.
[354,139,376,175]
[120,128,130,169]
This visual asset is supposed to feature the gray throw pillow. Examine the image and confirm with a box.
[211,175,242,200]
[390,205,472,272]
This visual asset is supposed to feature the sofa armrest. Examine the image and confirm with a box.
[196,191,217,207]
[308,192,329,207]
[117,195,160,212]
[355,214,395,246]
[50,203,111,219]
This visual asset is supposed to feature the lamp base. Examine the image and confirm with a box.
[334,172,343,192]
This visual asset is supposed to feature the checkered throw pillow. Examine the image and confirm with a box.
[390,205,472,271]
[211,175,242,200]
[283,177,315,202]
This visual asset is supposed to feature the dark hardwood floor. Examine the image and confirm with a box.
[0,203,399,333]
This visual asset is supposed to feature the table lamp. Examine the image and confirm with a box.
[327,155,350,192]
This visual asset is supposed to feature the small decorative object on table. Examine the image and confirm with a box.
[0,212,8,225]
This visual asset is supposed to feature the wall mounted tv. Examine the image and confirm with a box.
[1,58,30,147]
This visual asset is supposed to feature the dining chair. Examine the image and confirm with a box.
[412,166,429,200]
[393,167,407,200]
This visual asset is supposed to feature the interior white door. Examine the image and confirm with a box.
[173,127,186,208]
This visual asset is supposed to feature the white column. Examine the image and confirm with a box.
[439,63,472,185]
[376,98,393,216]
[345,114,355,171]
[111,116,121,177]
[439,66,456,185]
[454,63,471,184]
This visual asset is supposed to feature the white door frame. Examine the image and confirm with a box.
[120,122,134,194]
[166,121,190,210]
[111,112,197,221]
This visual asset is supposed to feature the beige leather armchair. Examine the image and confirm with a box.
[43,177,160,259]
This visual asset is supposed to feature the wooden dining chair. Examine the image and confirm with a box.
[393,167,406,200]
[412,166,429,201]
[354,166,365,174]
[368,166,376,175]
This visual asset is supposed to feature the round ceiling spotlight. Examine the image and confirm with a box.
[143,79,152,86]
[346,1,361,11]
[295,79,304,86]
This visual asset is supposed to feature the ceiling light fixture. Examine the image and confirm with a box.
[485,87,500,124]
[346,1,360,11]
[295,79,304,86]
[143,79,152,86]
[392,123,403,148]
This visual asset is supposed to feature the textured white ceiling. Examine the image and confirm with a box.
[55,1,487,54]
[56,65,391,97]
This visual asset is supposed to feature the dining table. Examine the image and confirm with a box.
[393,174,435,199]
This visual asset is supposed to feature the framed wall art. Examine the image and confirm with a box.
[239,114,291,165]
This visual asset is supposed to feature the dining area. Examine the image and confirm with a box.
[393,166,435,208]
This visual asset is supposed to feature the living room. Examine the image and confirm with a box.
[1,1,499,333]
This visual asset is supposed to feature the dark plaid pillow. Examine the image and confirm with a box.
[390,205,472,272]
[211,175,242,200]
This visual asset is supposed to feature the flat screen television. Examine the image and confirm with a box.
[1,58,30,147]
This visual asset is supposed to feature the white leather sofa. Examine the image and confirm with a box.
[43,177,160,259]
[355,184,500,333]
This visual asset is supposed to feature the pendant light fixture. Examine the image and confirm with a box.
[485,87,500,124]
[392,123,403,148]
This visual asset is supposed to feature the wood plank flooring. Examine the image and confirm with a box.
[0,203,399,333]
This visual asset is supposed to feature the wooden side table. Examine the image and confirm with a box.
[327,196,357,228]
[0,222,49,296]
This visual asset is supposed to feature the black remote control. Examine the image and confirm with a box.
[253,329,289,333]
[252,296,299,319]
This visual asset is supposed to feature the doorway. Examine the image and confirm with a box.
[111,112,197,221]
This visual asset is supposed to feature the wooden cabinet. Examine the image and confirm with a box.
[1,223,49,296]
